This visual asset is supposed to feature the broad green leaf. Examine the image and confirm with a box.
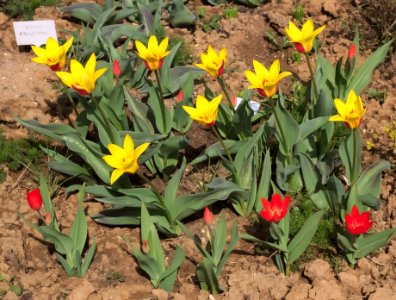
[196,257,223,295]
[164,157,186,219]
[346,40,392,95]
[255,149,271,212]
[287,211,324,264]
[158,246,185,291]
[355,160,390,201]
[81,241,96,276]
[299,117,329,140]
[39,226,75,257]
[339,129,361,183]
[274,97,300,155]
[337,232,357,252]
[70,187,88,255]
[354,228,396,259]
[212,213,228,266]
[217,220,239,274]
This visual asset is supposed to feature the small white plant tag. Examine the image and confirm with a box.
[13,20,57,46]
[234,97,260,115]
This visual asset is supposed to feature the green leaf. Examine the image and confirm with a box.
[337,232,357,252]
[287,211,324,264]
[196,257,223,295]
[274,97,300,155]
[39,227,75,257]
[212,213,227,266]
[339,129,361,183]
[70,187,88,255]
[299,117,329,140]
[355,160,390,202]
[164,157,186,220]
[158,246,185,291]
[148,85,172,134]
[55,253,75,277]
[217,220,239,274]
[354,228,396,259]
[240,233,287,252]
[81,241,96,276]
[255,149,271,212]
[346,40,392,95]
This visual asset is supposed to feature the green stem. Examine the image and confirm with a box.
[91,94,116,143]
[212,126,233,163]
[351,128,359,184]
[217,77,234,109]
[285,264,291,277]
[154,70,168,133]
[304,52,320,104]
[137,172,173,224]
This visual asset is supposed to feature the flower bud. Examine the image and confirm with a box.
[348,44,356,60]
[142,240,149,254]
[26,188,43,211]
[113,59,121,78]
[203,207,214,225]
[177,90,184,103]
[44,212,51,225]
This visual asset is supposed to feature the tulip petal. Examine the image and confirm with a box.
[134,142,150,160]
[110,169,124,185]
[135,40,148,59]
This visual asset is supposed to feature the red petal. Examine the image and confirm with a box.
[294,42,306,54]
[271,193,283,211]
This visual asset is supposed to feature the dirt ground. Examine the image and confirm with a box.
[0,0,395,299]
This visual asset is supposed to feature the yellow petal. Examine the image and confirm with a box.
[148,35,159,53]
[253,60,269,79]
[62,37,74,52]
[334,98,347,117]
[278,71,292,81]
[329,115,345,122]
[269,59,280,79]
[70,59,85,75]
[31,45,46,57]
[123,134,135,156]
[56,71,74,88]
[135,40,148,59]
[46,37,60,53]
[285,21,302,41]
[110,169,124,185]
[85,53,96,76]
[134,142,150,160]
[158,37,169,56]
[302,19,314,35]
[103,154,124,169]
[312,25,326,38]
[32,57,48,64]
[108,143,124,156]
[245,70,262,89]
[94,68,107,81]
[196,95,209,108]
[218,48,227,64]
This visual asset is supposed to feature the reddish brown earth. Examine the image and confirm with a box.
[0,0,395,299]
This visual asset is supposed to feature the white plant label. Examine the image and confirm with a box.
[13,20,57,46]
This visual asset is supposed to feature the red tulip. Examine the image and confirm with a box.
[203,207,214,225]
[26,188,43,211]
[113,59,121,78]
[260,193,290,222]
[348,44,356,60]
[345,205,374,235]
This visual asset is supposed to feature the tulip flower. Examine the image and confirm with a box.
[345,205,374,235]
[177,90,184,103]
[56,53,107,96]
[113,59,121,78]
[245,59,292,98]
[329,90,366,129]
[195,45,226,77]
[31,37,73,71]
[103,134,150,184]
[182,95,222,127]
[260,193,290,222]
[26,188,43,211]
[204,207,214,225]
[135,35,171,71]
[285,20,325,54]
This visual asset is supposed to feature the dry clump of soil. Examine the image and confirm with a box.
[0,0,395,299]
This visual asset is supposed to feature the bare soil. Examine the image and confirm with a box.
[0,0,395,299]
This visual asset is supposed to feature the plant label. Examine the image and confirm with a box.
[13,20,57,46]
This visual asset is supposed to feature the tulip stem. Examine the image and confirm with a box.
[304,52,320,104]
[154,70,168,133]
[217,77,234,109]
[64,90,78,127]
[91,95,116,143]
[212,126,233,163]
[351,128,359,184]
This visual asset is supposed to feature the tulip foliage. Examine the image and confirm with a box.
[18,0,395,291]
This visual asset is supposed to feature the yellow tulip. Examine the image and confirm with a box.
[56,53,107,95]
[103,134,150,185]
[195,45,226,77]
[135,35,171,71]
[285,20,325,53]
[182,95,222,126]
[245,59,291,98]
[31,37,73,71]
[329,90,367,129]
